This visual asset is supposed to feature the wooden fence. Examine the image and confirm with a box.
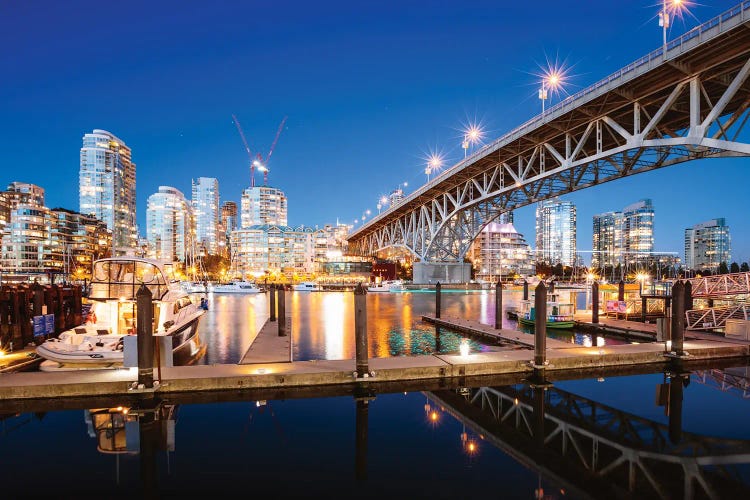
[0,284,83,350]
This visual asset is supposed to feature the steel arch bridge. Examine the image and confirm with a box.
[348,3,750,264]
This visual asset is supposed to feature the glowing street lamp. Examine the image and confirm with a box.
[425,153,443,182]
[659,0,688,59]
[539,69,564,114]
[636,272,649,295]
[462,125,483,158]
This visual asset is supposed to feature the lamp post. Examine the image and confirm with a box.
[426,153,443,182]
[660,0,687,60]
[539,71,561,114]
[462,125,482,158]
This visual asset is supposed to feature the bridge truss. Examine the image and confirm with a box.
[349,4,750,262]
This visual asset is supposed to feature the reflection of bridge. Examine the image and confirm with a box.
[429,378,750,499]
[694,366,750,399]
[348,3,750,282]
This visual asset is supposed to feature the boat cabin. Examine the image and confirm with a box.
[89,258,175,301]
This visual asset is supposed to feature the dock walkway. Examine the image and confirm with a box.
[0,315,747,402]
[239,318,292,364]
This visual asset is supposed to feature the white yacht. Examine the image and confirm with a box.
[36,257,205,371]
[181,280,209,294]
[368,279,407,292]
[210,281,262,294]
[293,282,319,291]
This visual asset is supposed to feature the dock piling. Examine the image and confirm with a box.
[136,284,155,388]
[641,296,647,323]
[355,397,369,480]
[592,281,599,324]
[683,280,693,313]
[277,286,286,336]
[494,280,502,329]
[670,280,685,356]
[618,280,625,302]
[354,283,369,378]
[523,280,529,301]
[269,284,277,322]
[435,281,441,319]
[534,282,547,367]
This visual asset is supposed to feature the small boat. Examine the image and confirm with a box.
[181,281,209,294]
[36,256,205,370]
[516,293,575,329]
[210,281,262,294]
[368,279,406,292]
[293,282,319,291]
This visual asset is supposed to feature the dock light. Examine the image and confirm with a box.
[665,340,673,353]
[0,350,5,357]
[596,336,605,347]
[459,338,470,356]
[597,377,605,382]
[256,368,267,374]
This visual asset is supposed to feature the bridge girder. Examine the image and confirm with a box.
[349,15,750,263]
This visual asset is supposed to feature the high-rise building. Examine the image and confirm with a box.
[230,224,322,277]
[535,198,576,266]
[685,218,731,271]
[240,186,287,228]
[219,201,238,258]
[79,129,136,252]
[592,211,623,269]
[48,208,111,279]
[622,199,654,267]
[469,221,534,281]
[191,177,220,255]
[146,186,193,263]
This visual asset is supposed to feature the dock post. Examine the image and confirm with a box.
[592,281,599,324]
[618,280,625,302]
[435,325,442,352]
[523,280,529,301]
[533,385,546,447]
[32,282,44,317]
[670,280,685,356]
[354,283,369,378]
[641,296,647,323]
[534,282,547,367]
[277,285,286,336]
[269,284,277,322]
[435,281,441,319]
[136,284,154,388]
[683,280,693,313]
[494,280,502,329]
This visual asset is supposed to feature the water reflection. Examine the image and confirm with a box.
[195,289,624,364]
[3,364,750,498]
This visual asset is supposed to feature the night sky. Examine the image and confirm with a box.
[1,0,747,263]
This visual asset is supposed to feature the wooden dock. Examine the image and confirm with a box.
[0,313,747,403]
[239,317,292,364]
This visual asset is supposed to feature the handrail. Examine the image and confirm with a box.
[351,1,750,237]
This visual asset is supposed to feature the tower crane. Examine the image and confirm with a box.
[231,114,288,187]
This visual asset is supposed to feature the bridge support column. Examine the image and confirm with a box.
[592,281,599,324]
[412,262,471,285]
[494,281,502,329]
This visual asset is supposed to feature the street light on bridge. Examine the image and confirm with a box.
[659,0,690,59]
[425,153,443,182]
[462,124,484,158]
[377,195,388,214]
[539,68,565,114]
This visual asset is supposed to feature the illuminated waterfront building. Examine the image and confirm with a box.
[622,199,655,267]
[685,218,731,272]
[219,201,238,257]
[48,208,111,279]
[146,186,193,263]
[79,129,136,252]
[191,177,220,255]
[240,186,287,228]
[230,224,324,278]
[469,219,534,281]
[535,198,577,266]
[592,211,623,269]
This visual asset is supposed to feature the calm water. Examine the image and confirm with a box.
[2,366,749,498]
[194,289,627,365]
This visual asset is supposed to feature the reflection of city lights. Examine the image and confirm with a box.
[459,338,470,356]
[429,410,439,423]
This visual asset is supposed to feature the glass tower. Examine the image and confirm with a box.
[535,198,577,266]
[592,211,623,269]
[146,186,192,263]
[622,199,654,267]
[191,177,220,255]
[79,129,136,253]
[469,220,534,281]
[685,218,731,271]
[240,186,287,228]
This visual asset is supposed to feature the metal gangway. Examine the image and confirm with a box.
[687,272,750,298]
[429,382,750,499]
[685,303,750,331]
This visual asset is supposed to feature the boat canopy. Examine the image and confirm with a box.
[89,259,171,300]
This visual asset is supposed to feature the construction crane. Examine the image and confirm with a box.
[231,114,287,187]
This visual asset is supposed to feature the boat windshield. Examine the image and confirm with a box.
[89,260,169,300]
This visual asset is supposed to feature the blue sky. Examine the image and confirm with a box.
[1,0,747,263]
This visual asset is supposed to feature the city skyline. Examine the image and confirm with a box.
[2,1,748,261]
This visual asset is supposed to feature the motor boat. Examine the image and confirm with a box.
[368,279,407,292]
[210,281,262,294]
[36,257,205,371]
[516,291,575,329]
[293,282,319,291]
[181,280,209,294]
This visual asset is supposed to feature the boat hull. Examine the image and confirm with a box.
[517,317,575,329]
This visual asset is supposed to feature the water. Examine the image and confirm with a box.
[2,365,749,498]
[195,289,629,364]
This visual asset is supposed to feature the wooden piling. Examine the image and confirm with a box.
[592,281,599,324]
[534,282,547,367]
[494,280,502,329]
[277,286,286,336]
[670,280,685,356]
[435,282,441,319]
[354,283,369,378]
[136,284,154,388]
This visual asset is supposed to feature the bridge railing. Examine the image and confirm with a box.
[354,1,750,235]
